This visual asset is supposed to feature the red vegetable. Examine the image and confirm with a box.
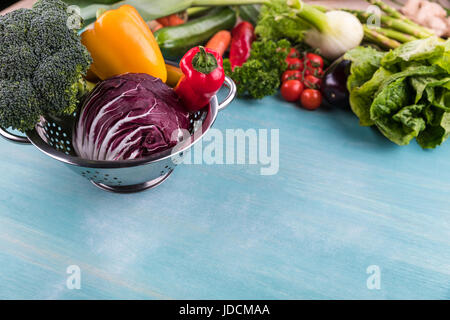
[229,21,255,70]
[304,75,322,89]
[300,89,322,110]
[286,57,303,70]
[281,80,304,102]
[287,47,300,58]
[175,46,225,112]
[74,73,190,160]
[281,70,302,83]
[305,66,323,77]
[306,53,324,69]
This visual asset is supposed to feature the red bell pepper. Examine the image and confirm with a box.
[175,46,225,112]
[229,21,255,70]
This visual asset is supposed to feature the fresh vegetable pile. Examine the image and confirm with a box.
[0,0,448,156]
[345,37,450,148]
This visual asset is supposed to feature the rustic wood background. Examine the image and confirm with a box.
[2,0,450,301]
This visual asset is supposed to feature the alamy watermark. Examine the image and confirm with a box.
[366,265,381,290]
[366,5,382,29]
[171,125,280,176]
[66,265,81,290]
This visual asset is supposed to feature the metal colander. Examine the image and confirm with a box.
[0,76,236,193]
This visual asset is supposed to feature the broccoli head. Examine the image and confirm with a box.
[0,0,92,132]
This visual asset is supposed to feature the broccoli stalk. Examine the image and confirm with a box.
[0,0,92,132]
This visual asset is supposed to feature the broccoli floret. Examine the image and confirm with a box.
[33,47,90,115]
[0,9,33,45]
[0,0,91,132]
[0,80,42,131]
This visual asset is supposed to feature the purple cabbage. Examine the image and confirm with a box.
[74,73,190,161]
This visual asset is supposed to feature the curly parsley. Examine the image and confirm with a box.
[224,39,291,99]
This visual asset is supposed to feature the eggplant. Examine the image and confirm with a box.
[321,57,352,109]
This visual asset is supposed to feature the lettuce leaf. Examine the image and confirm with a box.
[370,78,409,121]
[417,108,450,149]
[410,76,450,104]
[349,67,393,126]
[344,46,385,92]
[375,64,445,95]
[381,37,445,69]
[429,39,450,73]
[346,39,450,148]
[369,78,421,146]
[392,104,426,134]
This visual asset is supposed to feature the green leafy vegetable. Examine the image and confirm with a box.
[417,109,450,149]
[346,38,450,148]
[349,68,393,126]
[224,39,290,99]
[381,37,446,69]
[254,0,309,43]
[344,46,385,92]
[370,78,423,145]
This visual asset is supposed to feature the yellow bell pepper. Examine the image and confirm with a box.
[81,5,167,82]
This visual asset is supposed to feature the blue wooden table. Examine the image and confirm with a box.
[1,93,450,299]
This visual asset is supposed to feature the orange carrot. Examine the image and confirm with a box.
[147,20,163,33]
[157,14,185,27]
[156,16,170,26]
[206,30,232,57]
[168,14,185,26]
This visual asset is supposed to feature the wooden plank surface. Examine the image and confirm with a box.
[1,0,450,300]
[1,93,450,299]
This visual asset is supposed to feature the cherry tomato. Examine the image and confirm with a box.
[304,66,323,77]
[287,47,300,59]
[286,57,303,70]
[281,70,302,83]
[297,58,305,72]
[306,53,324,69]
[300,89,322,110]
[281,80,304,102]
[304,75,322,89]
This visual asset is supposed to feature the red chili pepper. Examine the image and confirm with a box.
[175,46,225,112]
[229,21,255,70]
